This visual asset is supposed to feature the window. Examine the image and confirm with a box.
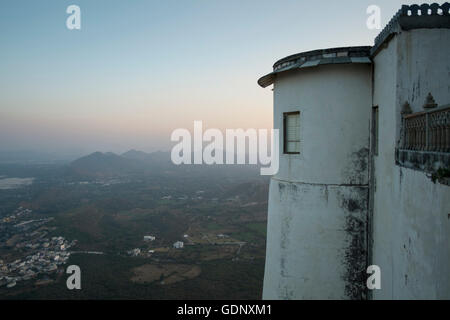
[372,106,379,155]
[283,111,300,154]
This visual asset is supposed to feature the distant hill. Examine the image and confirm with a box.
[121,149,151,161]
[121,149,171,164]
[68,149,265,181]
[69,152,141,178]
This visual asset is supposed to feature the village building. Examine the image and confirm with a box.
[173,241,184,249]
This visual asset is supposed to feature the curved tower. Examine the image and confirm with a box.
[258,47,372,299]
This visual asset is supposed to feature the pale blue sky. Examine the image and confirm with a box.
[0,0,430,155]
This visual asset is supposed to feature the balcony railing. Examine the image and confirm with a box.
[402,105,450,153]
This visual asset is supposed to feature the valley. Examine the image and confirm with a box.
[0,150,269,299]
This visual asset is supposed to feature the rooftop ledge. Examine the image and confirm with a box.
[257,46,372,88]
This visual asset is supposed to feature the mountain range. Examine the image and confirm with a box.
[68,150,171,178]
[67,149,262,180]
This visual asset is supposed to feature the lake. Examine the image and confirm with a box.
[0,177,34,190]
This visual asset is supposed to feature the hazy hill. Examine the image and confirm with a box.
[68,149,265,181]
[121,149,151,161]
[121,150,172,165]
[69,152,140,178]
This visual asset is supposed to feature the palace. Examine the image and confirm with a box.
[258,3,450,299]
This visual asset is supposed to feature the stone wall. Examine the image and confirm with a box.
[371,27,450,299]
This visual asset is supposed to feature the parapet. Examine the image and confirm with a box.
[372,2,450,56]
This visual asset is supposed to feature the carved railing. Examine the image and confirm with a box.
[402,106,450,152]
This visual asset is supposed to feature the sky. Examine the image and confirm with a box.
[0,0,433,157]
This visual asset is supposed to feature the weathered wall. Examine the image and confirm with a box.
[263,64,372,299]
[397,29,450,113]
[273,65,371,186]
[371,28,450,299]
[370,34,398,300]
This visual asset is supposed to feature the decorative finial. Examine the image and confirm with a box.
[423,92,437,109]
[401,101,412,115]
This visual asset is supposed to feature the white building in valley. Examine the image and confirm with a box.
[258,3,450,300]
[173,241,184,249]
[144,235,156,241]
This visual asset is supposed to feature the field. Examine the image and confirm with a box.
[0,162,269,299]
[131,264,202,285]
